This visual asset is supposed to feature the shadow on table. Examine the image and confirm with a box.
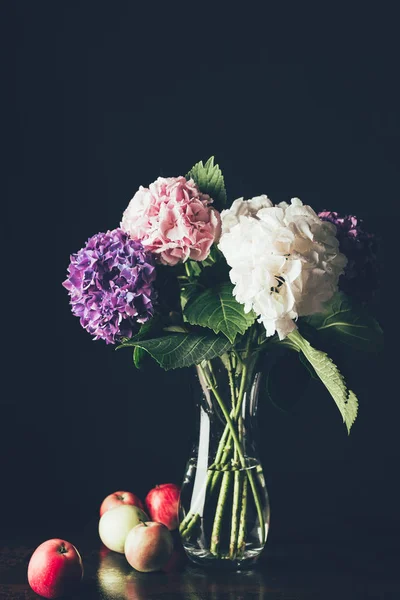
[79,539,400,600]
[85,544,276,600]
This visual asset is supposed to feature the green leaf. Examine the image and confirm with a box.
[186,156,227,209]
[117,316,161,368]
[184,282,256,343]
[119,332,232,370]
[287,329,359,434]
[200,245,221,268]
[163,325,189,333]
[303,292,383,352]
[133,346,146,369]
[180,281,204,311]
[128,315,161,344]
[185,261,202,278]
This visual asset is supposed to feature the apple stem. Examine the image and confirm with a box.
[58,543,68,554]
[139,519,148,527]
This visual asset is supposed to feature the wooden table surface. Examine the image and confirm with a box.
[0,522,398,599]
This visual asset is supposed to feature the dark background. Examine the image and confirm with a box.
[2,2,395,551]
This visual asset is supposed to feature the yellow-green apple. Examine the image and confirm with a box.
[27,539,83,599]
[99,504,148,553]
[145,483,180,530]
[100,490,144,517]
[124,521,174,572]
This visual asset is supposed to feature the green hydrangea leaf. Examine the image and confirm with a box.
[303,292,383,352]
[184,282,256,343]
[180,281,204,312]
[186,156,227,209]
[118,332,232,370]
[287,329,359,434]
[116,315,160,369]
[133,346,146,369]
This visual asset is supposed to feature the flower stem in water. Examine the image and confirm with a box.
[199,364,266,545]
[210,470,232,556]
[229,467,242,559]
[237,476,248,558]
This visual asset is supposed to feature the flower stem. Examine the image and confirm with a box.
[209,357,248,495]
[199,363,266,546]
[210,470,232,556]
[179,512,200,539]
[180,335,266,556]
[229,464,241,559]
[227,354,237,408]
[237,476,248,557]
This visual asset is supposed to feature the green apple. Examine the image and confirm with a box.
[99,504,148,553]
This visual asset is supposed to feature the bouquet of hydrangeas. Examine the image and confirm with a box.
[64,157,382,566]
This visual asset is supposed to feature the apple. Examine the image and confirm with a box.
[100,490,144,517]
[145,483,180,530]
[27,539,83,599]
[99,504,149,553]
[124,521,174,572]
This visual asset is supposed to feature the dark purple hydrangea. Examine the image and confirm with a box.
[63,228,157,344]
[318,211,379,303]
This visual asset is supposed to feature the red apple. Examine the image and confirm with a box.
[145,483,180,531]
[27,539,83,599]
[124,521,173,572]
[100,490,144,516]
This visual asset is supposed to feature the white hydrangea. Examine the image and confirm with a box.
[218,196,347,339]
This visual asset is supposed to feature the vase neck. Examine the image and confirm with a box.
[193,353,263,461]
[196,353,262,420]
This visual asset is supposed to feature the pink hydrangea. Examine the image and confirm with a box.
[121,176,221,266]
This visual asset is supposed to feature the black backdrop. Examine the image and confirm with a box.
[2,2,395,550]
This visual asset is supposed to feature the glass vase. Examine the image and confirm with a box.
[178,350,270,569]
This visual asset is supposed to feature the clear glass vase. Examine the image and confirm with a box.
[178,350,270,569]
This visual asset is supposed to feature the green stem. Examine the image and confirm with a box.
[227,353,237,408]
[210,353,239,556]
[179,512,200,539]
[234,414,245,557]
[199,363,265,547]
[209,354,237,554]
[180,366,233,536]
[179,424,232,536]
[237,476,248,557]
[210,470,232,556]
[208,355,248,494]
[229,461,241,559]
[229,353,241,559]
[180,333,266,552]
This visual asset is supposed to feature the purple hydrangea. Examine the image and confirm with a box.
[318,211,379,303]
[63,228,157,344]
